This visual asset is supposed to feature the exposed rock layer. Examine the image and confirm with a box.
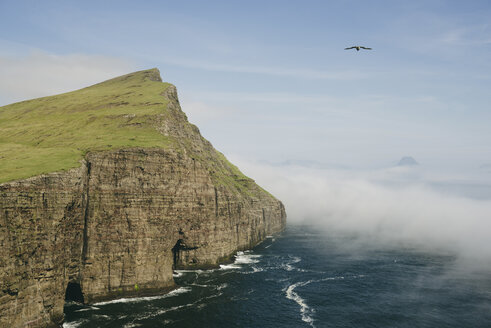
[0,71,286,327]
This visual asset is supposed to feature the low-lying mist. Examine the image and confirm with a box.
[233,157,491,269]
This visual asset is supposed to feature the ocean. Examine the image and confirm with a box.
[64,224,491,327]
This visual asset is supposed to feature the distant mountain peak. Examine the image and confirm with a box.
[397,156,419,166]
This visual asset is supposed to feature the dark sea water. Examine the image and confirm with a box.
[64,224,491,327]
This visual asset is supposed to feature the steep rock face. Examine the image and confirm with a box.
[79,148,285,304]
[0,71,286,328]
[0,169,86,328]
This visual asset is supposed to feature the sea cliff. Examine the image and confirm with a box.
[0,69,286,327]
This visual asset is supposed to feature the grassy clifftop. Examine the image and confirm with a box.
[0,69,180,183]
[0,68,271,201]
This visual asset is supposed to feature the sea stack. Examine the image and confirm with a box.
[0,69,286,328]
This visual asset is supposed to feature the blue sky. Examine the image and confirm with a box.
[1,0,490,170]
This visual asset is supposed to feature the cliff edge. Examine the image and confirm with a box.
[0,69,286,328]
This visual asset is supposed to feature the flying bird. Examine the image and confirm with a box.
[345,46,372,51]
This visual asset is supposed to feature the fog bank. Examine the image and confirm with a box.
[233,157,491,265]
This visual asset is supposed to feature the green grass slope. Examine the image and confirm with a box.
[0,68,275,202]
[0,69,177,183]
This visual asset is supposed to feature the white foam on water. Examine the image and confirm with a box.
[135,302,197,321]
[92,314,111,320]
[173,272,184,278]
[161,286,193,296]
[62,320,86,328]
[220,251,262,270]
[123,323,142,328]
[284,256,301,271]
[285,281,316,327]
[217,283,228,290]
[199,291,223,302]
[192,283,209,287]
[136,290,223,321]
[174,269,204,274]
[93,287,191,306]
[235,252,262,264]
[284,276,346,328]
[156,302,195,315]
[177,249,266,274]
[286,257,315,273]
[74,306,99,312]
[242,266,265,275]
[266,235,274,238]
[219,263,241,270]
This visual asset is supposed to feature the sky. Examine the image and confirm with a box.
[1,0,491,170]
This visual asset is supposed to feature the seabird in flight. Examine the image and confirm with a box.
[345,46,372,51]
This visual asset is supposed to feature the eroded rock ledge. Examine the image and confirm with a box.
[0,148,286,327]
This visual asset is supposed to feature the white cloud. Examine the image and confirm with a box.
[0,51,136,105]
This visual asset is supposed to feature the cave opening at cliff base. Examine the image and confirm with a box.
[65,281,84,304]
[172,238,198,269]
